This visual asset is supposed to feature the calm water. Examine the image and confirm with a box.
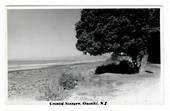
[8,55,108,71]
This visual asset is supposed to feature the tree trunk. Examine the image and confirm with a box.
[139,55,148,73]
[131,54,146,73]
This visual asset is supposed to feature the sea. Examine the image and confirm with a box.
[8,55,109,72]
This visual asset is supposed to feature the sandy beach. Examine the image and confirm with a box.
[8,60,162,104]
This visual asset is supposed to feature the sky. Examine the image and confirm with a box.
[8,9,82,60]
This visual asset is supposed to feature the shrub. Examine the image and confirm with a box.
[37,73,79,101]
[37,78,66,101]
[59,73,78,90]
[95,60,139,74]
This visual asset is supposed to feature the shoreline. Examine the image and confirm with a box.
[8,60,104,72]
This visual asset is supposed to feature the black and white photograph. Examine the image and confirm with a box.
[7,7,162,104]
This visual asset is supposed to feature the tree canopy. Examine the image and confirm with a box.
[75,9,160,60]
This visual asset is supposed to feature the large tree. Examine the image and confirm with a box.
[75,9,160,67]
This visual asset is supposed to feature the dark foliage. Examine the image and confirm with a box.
[95,60,139,74]
[148,31,160,63]
[75,9,160,63]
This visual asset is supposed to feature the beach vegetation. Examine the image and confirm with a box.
[59,72,78,90]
